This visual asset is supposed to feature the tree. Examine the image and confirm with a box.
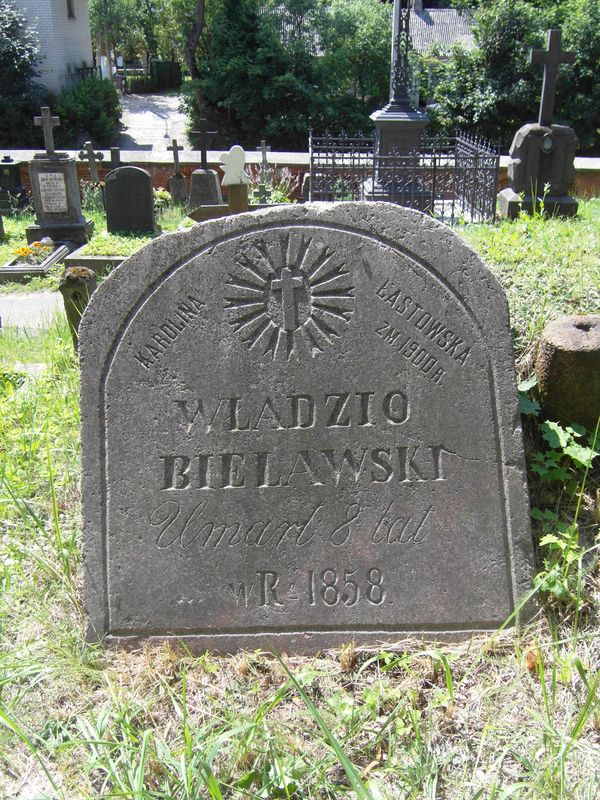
[89,0,144,80]
[0,0,46,147]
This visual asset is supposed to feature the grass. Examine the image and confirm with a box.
[0,200,192,293]
[0,202,599,799]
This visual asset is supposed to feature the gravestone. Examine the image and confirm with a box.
[104,166,158,234]
[80,202,534,653]
[188,118,222,209]
[499,29,578,219]
[27,107,93,245]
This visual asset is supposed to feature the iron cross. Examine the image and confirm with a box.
[191,118,218,170]
[34,107,60,156]
[272,267,303,331]
[168,138,184,175]
[257,139,271,182]
[78,141,104,183]
[531,29,574,127]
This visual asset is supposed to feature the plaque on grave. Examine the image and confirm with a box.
[39,173,68,213]
[80,203,534,653]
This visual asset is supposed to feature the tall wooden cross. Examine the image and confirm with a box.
[191,118,218,170]
[34,107,60,156]
[78,141,104,183]
[168,138,184,176]
[272,267,303,330]
[531,29,574,127]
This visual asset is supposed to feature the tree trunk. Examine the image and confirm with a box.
[184,0,205,86]
[104,26,114,83]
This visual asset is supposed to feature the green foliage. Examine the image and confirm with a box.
[518,377,599,609]
[89,0,145,58]
[429,0,600,152]
[0,0,46,147]
[54,78,121,147]
[184,0,392,148]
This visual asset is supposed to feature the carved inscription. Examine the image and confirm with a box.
[135,294,204,369]
[38,172,68,213]
[225,234,355,360]
[375,280,473,377]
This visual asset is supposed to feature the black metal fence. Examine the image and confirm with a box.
[308,132,500,224]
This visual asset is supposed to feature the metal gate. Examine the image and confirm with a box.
[308,132,499,224]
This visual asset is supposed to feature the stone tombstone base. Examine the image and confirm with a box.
[169,174,188,204]
[536,315,600,431]
[498,188,578,220]
[27,157,93,245]
[370,106,429,156]
[188,169,223,209]
[80,202,534,654]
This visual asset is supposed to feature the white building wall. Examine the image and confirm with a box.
[13,0,94,94]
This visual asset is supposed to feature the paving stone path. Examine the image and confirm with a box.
[0,292,62,330]
[117,93,193,151]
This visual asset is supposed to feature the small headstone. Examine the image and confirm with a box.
[27,106,93,245]
[188,169,223,208]
[188,118,222,208]
[104,166,158,234]
[536,315,600,431]
[80,203,534,652]
[499,29,578,219]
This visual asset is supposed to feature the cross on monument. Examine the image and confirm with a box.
[34,107,60,156]
[531,29,574,127]
[78,141,104,183]
[257,139,271,182]
[272,267,303,331]
[167,138,184,176]
[191,118,218,170]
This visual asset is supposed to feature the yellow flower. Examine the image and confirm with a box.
[33,241,42,248]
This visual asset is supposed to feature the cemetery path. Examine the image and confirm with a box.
[117,93,192,151]
[0,291,62,330]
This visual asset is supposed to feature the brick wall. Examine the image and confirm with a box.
[13,0,93,94]
[14,158,600,202]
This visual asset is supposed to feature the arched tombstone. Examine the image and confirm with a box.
[104,165,158,234]
[80,203,534,653]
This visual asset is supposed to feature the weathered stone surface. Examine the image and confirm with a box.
[27,157,93,245]
[105,166,157,234]
[188,169,223,209]
[536,315,600,431]
[80,202,533,653]
[169,174,188,204]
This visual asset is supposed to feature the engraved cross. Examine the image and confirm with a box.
[168,138,184,175]
[272,268,303,331]
[530,29,574,127]
[34,107,60,156]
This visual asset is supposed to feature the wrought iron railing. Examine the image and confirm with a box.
[308,132,499,224]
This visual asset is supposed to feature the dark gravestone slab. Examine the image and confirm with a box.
[105,166,157,234]
[80,203,534,653]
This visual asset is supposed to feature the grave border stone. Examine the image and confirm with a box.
[80,202,534,653]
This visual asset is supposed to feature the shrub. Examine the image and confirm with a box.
[55,77,121,147]
[0,0,47,147]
